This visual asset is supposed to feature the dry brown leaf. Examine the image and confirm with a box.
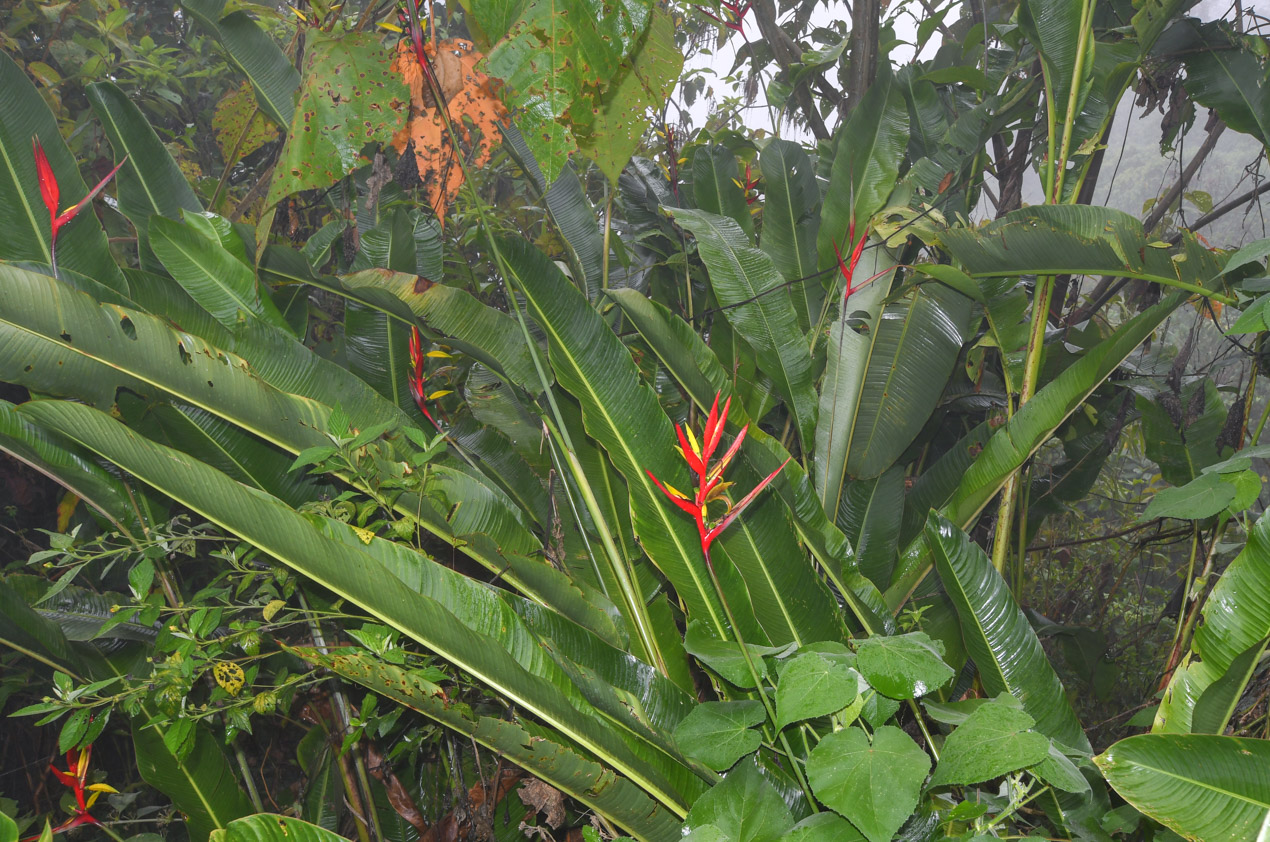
[390,38,507,226]
[517,779,566,829]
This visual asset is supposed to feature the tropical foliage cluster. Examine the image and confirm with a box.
[3,0,1270,840]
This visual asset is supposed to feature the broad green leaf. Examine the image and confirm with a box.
[690,145,754,240]
[0,575,87,680]
[0,52,127,289]
[817,65,908,271]
[1180,22,1270,145]
[814,240,895,514]
[1156,510,1270,733]
[291,648,683,842]
[181,0,300,127]
[775,651,859,730]
[887,293,1184,610]
[209,814,347,842]
[846,282,972,479]
[545,163,605,298]
[1096,734,1270,842]
[503,237,756,642]
[0,400,142,538]
[266,30,409,205]
[672,701,765,771]
[134,721,255,842]
[1191,637,1270,735]
[1139,381,1226,487]
[149,214,286,330]
[855,630,953,700]
[926,513,1091,752]
[1141,472,1236,521]
[22,399,701,820]
[683,757,794,842]
[759,139,821,331]
[837,468,904,589]
[780,813,865,842]
[673,208,818,451]
[1223,237,1270,276]
[806,725,930,842]
[683,620,782,689]
[607,287,889,635]
[930,700,1049,786]
[940,207,1228,302]
[86,82,202,249]
[0,811,16,842]
[1031,743,1091,794]
[1018,0,1093,181]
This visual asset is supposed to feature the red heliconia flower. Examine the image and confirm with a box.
[646,392,789,563]
[735,162,760,206]
[23,745,117,840]
[33,138,126,241]
[694,0,753,36]
[408,326,449,432]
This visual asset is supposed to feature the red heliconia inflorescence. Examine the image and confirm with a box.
[832,216,872,307]
[694,0,753,36]
[24,745,117,840]
[646,392,789,563]
[32,138,126,244]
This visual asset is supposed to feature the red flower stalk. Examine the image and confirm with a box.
[646,392,789,563]
[25,745,117,839]
[695,0,752,36]
[734,162,760,206]
[33,138,126,276]
[832,223,891,307]
[408,326,449,431]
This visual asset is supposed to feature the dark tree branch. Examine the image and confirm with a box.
[750,0,831,140]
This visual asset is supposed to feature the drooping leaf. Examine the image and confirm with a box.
[806,725,930,842]
[266,30,410,206]
[180,0,300,127]
[759,139,821,331]
[1096,734,1270,842]
[926,513,1091,752]
[672,208,818,450]
[1179,21,1270,146]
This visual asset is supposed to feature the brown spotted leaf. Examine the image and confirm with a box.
[389,39,507,225]
[212,82,280,165]
[266,30,410,206]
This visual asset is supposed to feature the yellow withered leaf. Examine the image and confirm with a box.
[213,662,246,696]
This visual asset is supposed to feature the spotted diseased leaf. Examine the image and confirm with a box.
[212,82,280,165]
[267,30,410,207]
[214,661,246,696]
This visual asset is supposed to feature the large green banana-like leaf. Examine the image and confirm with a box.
[838,468,904,590]
[926,512,1090,752]
[503,236,758,643]
[181,0,299,127]
[449,413,550,526]
[1179,21,1270,146]
[149,215,287,331]
[846,281,972,479]
[598,290,849,645]
[343,300,413,412]
[0,400,141,537]
[20,399,702,820]
[292,647,683,842]
[607,288,888,635]
[1096,734,1270,842]
[545,163,606,300]
[0,54,127,290]
[672,208,819,451]
[1139,380,1226,486]
[814,240,894,513]
[939,206,1231,302]
[260,247,540,389]
[899,420,992,546]
[759,139,821,331]
[1018,0,1093,163]
[885,293,1184,608]
[85,82,202,248]
[816,66,908,271]
[207,813,345,842]
[1155,510,1270,734]
[689,145,754,241]
[0,575,87,679]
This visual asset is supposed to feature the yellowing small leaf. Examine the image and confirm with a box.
[262,599,286,621]
[213,662,246,696]
[352,526,375,544]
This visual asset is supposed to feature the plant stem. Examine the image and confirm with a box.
[234,740,266,813]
